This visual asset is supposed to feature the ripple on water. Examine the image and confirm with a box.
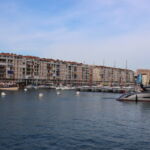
[0,90,150,150]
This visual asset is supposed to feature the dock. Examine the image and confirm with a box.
[76,86,136,93]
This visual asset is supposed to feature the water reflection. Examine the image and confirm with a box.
[0,89,150,150]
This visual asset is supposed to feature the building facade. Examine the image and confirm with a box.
[136,69,150,86]
[0,53,135,85]
[92,66,134,86]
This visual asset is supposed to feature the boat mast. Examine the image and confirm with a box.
[102,59,105,86]
[125,60,128,86]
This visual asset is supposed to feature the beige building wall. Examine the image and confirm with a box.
[142,75,148,85]
[14,57,26,79]
[92,67,101,83]
[92,66,134,85]
[59,62,67,81]
[76,65,82,81]
[39,61,47,80]
[82,65,90,83]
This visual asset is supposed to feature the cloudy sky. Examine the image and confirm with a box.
[0,0,150,70]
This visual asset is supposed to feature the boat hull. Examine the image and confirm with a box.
[117,92,150,102]
[117,98,150,102]
[0,87,19,91]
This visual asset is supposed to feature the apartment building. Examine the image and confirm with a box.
[0,53,19,80]
[136,69,150,86]
[0,53,135,85]
[92,66,134,86]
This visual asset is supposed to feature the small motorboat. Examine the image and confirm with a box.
[117,92,150,102]
[117,84,150,102]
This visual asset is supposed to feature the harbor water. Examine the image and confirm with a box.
[0,89,150,150]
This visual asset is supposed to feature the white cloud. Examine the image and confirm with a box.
[0,0,150,70]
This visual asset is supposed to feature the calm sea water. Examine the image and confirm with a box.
[0,89,150,150]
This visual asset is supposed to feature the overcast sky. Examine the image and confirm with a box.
[0,0,150,70]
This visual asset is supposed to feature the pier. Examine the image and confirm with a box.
[76,86,135,93]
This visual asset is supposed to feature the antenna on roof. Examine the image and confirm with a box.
[93,61,95,66]
[102,59,105,66]
[125,60,128,70]
[125,60,128,85]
